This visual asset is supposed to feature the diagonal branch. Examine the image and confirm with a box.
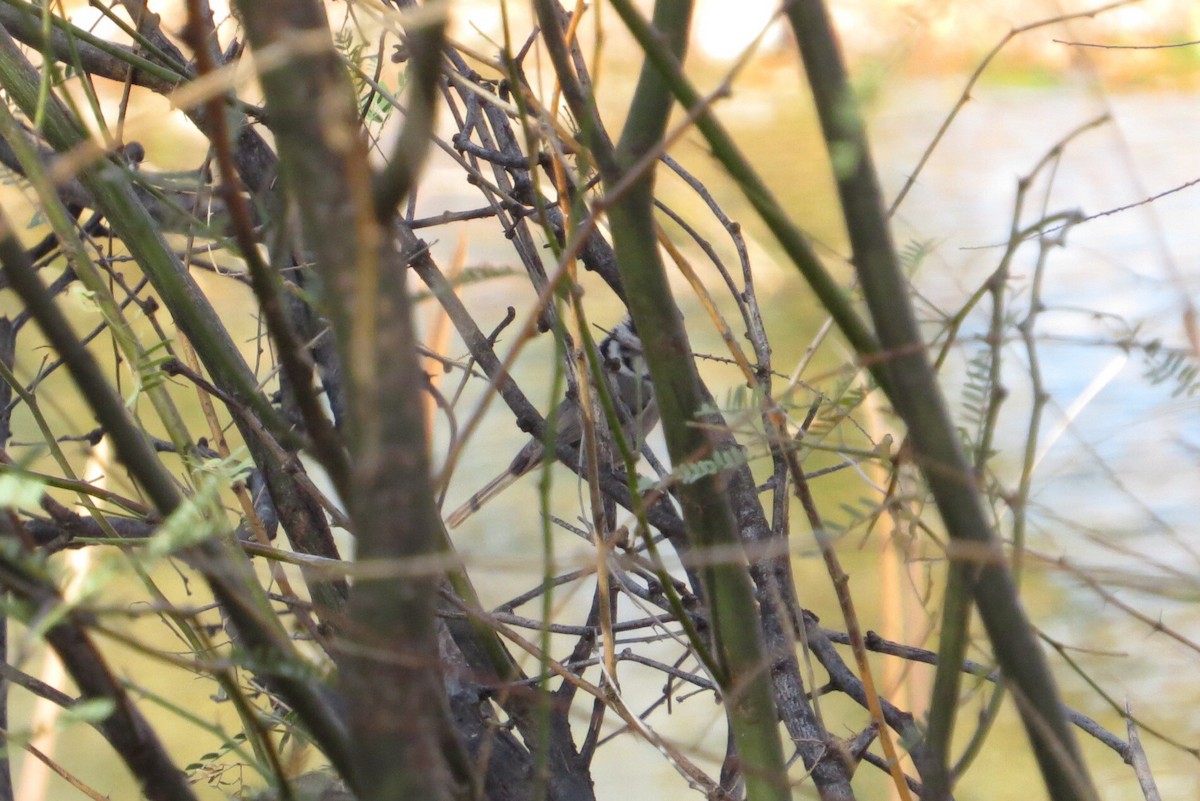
[782,3,1099,800]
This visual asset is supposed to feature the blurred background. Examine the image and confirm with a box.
[2,0,1199,799]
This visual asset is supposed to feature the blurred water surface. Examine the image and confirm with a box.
[6,3,1200,797]
[436,66,1200,798]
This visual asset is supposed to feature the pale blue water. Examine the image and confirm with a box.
[871,78,1200,798]
[425,73,1200,798]
[876,78,1200,564]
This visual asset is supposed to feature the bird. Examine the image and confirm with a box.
[445,317,659,528]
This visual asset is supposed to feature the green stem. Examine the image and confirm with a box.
[535,3,791,799]
[782,3,1097,799]
[0,0,184,89]
[602,0,884,382]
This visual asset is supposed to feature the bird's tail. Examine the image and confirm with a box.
[444,468,523,528]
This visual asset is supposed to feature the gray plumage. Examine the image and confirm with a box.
[445,319,658,528]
